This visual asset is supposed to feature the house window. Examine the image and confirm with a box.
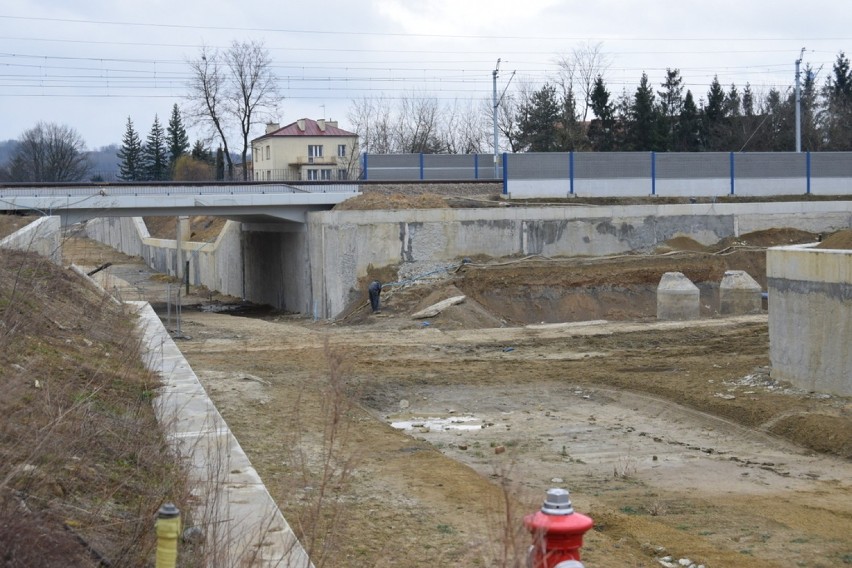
[308,145,323,162]
[338,169,348,180]
[307,169,318,181]
[337,144,346,157]
[265,145,270,160]
[320,169,332,180]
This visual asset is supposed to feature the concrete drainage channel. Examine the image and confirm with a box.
[132,301,312,567]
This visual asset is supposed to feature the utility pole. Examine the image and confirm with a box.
[795,47,805,153]
[492,59,501,179]
[491,59,516,179]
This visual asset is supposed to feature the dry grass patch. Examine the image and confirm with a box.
[0,249,193,566]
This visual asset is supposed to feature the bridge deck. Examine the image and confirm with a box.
[0,182,359,224]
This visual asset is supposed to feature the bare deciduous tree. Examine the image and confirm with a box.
[441,98,488,154]
[8,122,90,182]
[350,94,489,156]
[225,40,280,180]
[187,41,280,180]
[348,96,395,154]
[398,95,442,153]
[187,46,233,178]
[499,80,535,153]
[557,41,610,123]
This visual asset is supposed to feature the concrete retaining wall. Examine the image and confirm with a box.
[83,201,852,322]
[767,245,852,396]
[0,216,62,263]
[84,217,312,313]
[308,201,852,318]
[85,216,245,297]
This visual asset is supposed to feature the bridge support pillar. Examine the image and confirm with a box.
[176,216,190,280]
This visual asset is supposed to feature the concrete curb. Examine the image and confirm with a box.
[131,301,312,567]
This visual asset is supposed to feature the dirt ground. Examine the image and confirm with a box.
[58,226,852,568]
[0,213,37,238]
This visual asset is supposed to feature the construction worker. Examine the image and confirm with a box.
[368,280,382,313]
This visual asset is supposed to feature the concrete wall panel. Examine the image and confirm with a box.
[735,179,808,196]
[768,246,852,396]
[86,217,246,305]
[0,216,61,263]
[655,178,730,197]
[811,178,852,195]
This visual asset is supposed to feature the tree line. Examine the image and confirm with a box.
[0,105,225,184]
[507,51,852,153]
[114,105,228,182]
[2,44,851,183]
[351,49,852,155]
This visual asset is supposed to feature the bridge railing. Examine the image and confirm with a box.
[0,181,359,198]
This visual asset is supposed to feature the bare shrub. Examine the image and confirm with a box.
[282,340,358,568]
[480,468,529,568]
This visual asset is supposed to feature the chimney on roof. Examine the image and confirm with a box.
[317,119,326,132]
[327,120,338,129]
[297,119,306,132]
[265,122,279,134]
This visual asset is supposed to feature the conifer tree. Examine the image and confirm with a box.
[143,115,169,181]
[166,104,190,168]
[117,117,143,181]
[516,83,562,152]
[191,140,214,164]
[627,72,662,151]
[821,51,852,149]
[588,75,615,151]
[676,91,701,151]
[704,76,727,150]
[215,146,225,180]
[658,69,684,150]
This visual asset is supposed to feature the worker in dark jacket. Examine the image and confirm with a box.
[368,280,382,313]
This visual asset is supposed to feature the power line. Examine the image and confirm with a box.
[2,15,850,42]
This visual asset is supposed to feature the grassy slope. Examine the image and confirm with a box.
[0,249,191,567]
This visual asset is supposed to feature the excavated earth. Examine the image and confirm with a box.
[55,217,852,568]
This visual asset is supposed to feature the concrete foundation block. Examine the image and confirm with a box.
[768,245,852,396]
[720,270,763,315]
[657,272,700,321]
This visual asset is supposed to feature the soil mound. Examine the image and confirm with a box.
[657,236,710,253]
[334,192,449,211]
[144,215,225,241]
[735,228,816,248]
[412,284,504,329]
[816,229,852,250]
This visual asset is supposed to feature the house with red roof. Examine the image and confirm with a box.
[251,118,359,182]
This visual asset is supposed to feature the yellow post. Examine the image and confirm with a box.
[156,503,181,568]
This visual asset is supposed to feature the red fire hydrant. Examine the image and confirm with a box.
[524,488,594,568]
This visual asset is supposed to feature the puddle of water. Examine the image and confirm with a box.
[390,415,482,432]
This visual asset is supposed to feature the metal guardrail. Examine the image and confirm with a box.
[0,181,360,198]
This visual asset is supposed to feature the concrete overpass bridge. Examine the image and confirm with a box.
[0,181,358,227]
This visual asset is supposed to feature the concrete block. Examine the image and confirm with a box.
[657,272,700,321]
[719,270,763,315]
[768,245,852,396]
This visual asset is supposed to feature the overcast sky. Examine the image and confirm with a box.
[1,1,848,150]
